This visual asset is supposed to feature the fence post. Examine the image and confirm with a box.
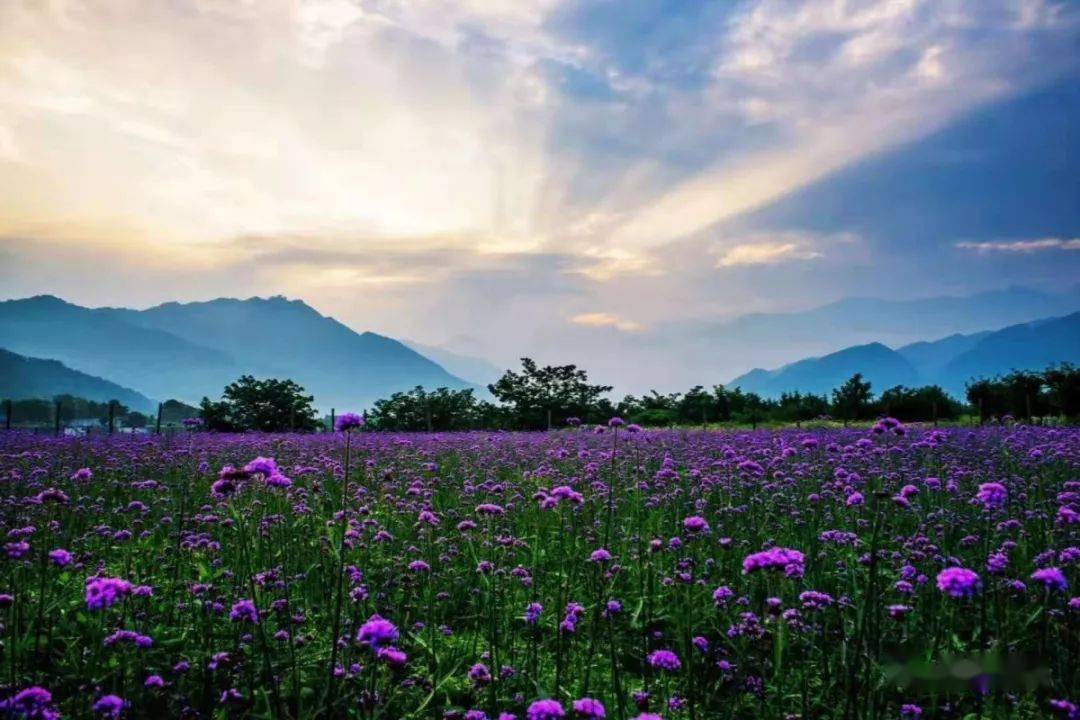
[932,400,938,427]
[156,403,163,435]
[108,401,116,435]
[54,399,62,436]
[330,408,335,433]
[3,399,10,431]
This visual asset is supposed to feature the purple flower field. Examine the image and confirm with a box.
[1,423,1078,719]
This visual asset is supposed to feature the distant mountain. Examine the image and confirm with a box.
[403,340,504,388]
[938,312,1080,395]
[0,347,155,412]
[103,297,471,408]
[0,295,472,409]
[730,312,1080,398]
[729,343,920,398]
[666,286,1079,391]
[0,295,240,401]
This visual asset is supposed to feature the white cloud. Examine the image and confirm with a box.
[716,242,821,268]
[604,0,1076,249]
[956,237,1080,253]
[568,312,645,333]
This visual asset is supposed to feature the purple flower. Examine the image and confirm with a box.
[1031,567,1068,592]
[525,602,543,625]
[647,649,681,672]
[527,699,566,720]
[936,567,982,598]
[93,694,127,717]
[589,548,613,563]
[975,482,1007,508]
[0,686,58,719]
[144,675,165,689]
[682,515,710,533]
[357,614,399,649]
[48,549,72,567]
[742,547,805,578]
[229,599,259,624]
[377,646,407,667]
[336,412,364,432]
[85,577,133,611]
[572,698,606,718]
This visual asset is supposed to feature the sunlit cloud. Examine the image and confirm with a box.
[0,0,1076,391]
[956,237,1080,253]
[568,312,645,333]
[716,242,821,268]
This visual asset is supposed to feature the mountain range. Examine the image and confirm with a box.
[730,311,1080,398]
[0,295,471,409]
[0,348,155,412]
[1,288,1077,409]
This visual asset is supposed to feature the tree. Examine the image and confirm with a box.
[879,385,961,423]
[1043,363,1080,419]
[776,391,829,426]
[966,378,1007,423]
[199,375,319,432]
[832,373,873,424]
[367,386,482,431]
[488,358,613,429]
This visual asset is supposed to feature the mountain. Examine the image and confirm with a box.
[938,312,1080,395]
[103,297,471,408]
[0,348,155,412]
[730,312,1080,399]
[660,287,1080,390]
[0,295,240,401]
[402,340,504,388]
[0,295,472,409]
[729,343,920,398]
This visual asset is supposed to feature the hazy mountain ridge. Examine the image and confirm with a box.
[655,286,1079,393]
[0,347,155,412]
[730,312,1080,398]
[1,295,471,408]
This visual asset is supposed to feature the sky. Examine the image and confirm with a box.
[1,0,1078,385]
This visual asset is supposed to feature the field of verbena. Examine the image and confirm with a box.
[1,425,1078,720]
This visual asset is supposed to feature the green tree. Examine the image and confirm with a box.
[966,378,1008,423]
[831,373,873,424]
[488,358,613,429]
[367,386,482,431]
[1043,363,1080,419]
[879,385,961,422]
[199,375,319,432]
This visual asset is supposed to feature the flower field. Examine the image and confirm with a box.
[1,422,1078,719]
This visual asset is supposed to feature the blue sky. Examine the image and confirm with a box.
[0,0,1077,384]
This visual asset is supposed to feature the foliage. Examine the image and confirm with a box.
[199,375,319,432]
[488,358,614,429]
[366,386,489,431]
[831,372,874,422]
[0,425,1076,719]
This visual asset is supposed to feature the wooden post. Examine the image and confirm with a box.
[54,399,62,436]
[1025,393,1032,422]
[289,405,295,431]
[546,407,552,431]
[932,400,938,427]
[426,399,433,433]
[330,408,335,433]
[156,403,163,435]
[3,399,10,431]
[107,401,115,435]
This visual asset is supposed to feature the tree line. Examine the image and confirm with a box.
[356,359,1079,432]
[1,397,200,431]
[7,362,1075,435]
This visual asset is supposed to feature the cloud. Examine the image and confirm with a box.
[568,312,645,333]
[955,237,1080,253]
[715,242,821,268]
